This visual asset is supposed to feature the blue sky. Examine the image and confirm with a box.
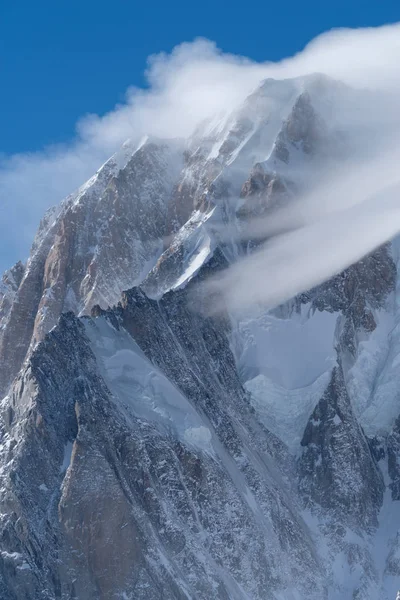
[2,0,400,155]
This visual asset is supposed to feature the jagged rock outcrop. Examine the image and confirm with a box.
[272,91,326,163]
[238,163,289,218]
[299,365,384,528]
[300,244,397,356]
[0,139,182,396]
[0,261,25,328]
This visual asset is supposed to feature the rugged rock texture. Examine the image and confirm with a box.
[299,364,384,528]
[238,163,290,218]
[0,261,25,330]
[0,296,325,599]
[300,245,397,356]
[272,92,326,163]
[0,74,349,396]
[0,140,182,396]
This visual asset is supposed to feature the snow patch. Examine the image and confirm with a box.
[61,441,73,473]
[346,304,400,436]
[184,426,212,452]
[332,414,342,425]
[172,236,212,291]
[85,318,215,455]
[231,305,338,451]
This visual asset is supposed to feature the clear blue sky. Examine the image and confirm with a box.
[2,0,400,156]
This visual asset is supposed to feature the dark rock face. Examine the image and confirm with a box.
[387,417,400,501]
[272,92,326,163]
[299,365,384,529]
[238,163,290,218]
[302,245,396,320]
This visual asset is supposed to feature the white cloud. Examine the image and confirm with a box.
[0,39,267,269]
[204,180,400,314]
[202,119,400,313]
[2,22,400,306]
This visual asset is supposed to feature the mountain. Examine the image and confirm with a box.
[0,73,400,599]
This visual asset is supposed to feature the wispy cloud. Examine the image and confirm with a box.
[2,23,400,291]
[0,40,267,270]
[204,180,400,314]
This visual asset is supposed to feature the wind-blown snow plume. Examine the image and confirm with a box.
[0,40,266,265]
[203,137,400,312]
[2,23,400,286]
[204,182,400,313]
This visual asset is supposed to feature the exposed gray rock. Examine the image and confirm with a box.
[272,92,326,163]
[0,261,25,327]
[299,364,384,529]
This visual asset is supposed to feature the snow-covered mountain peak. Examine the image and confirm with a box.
[1,72,400,600]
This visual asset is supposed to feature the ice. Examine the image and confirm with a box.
[61,441,73,473]
[246,370,332,452]
[1,551,22,560]
[85,317,214,454]
[148,207,217,296]
[183,426,212,452]
[233,305,338,388]
[333,414,342,425]
[345,237,400,437]
[232,305,338,451]
[172,236,212,290]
